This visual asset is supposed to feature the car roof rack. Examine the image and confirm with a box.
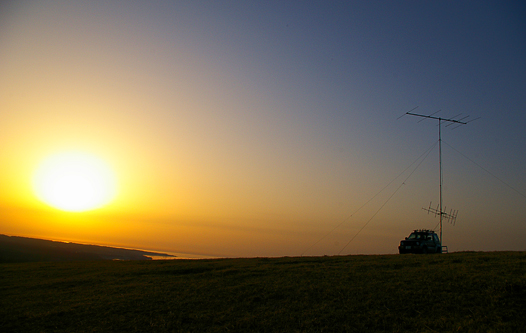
[413,229,437,234]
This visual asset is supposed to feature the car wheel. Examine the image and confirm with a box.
[422,247,428,254]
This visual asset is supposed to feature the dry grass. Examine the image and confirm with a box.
[1,252,525,332]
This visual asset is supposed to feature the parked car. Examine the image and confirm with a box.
[398,229,442,254]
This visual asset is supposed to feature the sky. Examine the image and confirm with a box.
[1,0,525,257]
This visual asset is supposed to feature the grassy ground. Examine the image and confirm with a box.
[1,252,525,332]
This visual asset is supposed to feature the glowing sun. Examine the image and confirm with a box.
[33,151,117,212]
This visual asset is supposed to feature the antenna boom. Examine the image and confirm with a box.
[406,112,468,125]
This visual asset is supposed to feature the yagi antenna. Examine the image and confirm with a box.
[423,202,458,225]
[401,108,477,244]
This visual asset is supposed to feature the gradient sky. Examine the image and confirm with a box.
[1,1,525,257]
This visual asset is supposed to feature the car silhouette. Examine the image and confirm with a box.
[398,229,442,254]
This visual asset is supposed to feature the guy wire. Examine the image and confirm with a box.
[337,142,437,255]
[442,140,526,200]
[301,141,438,256]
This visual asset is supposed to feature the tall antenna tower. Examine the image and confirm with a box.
[403,108,475,244]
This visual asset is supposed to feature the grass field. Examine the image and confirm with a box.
[1,252,525,332]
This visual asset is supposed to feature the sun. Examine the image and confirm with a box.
[33,151,117,212]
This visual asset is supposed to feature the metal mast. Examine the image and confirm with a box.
[405,111,467,243]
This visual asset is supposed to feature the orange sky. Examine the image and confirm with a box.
[1,1,525,257]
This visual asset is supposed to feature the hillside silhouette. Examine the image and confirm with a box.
[0,234,175,262]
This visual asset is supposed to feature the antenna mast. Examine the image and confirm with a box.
[405,110,467,243]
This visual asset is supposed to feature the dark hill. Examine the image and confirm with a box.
[0,234,175,262]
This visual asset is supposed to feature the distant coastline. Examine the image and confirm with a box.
[0,234,176,262]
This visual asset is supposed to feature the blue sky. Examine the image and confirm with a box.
[0,1,525,256]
